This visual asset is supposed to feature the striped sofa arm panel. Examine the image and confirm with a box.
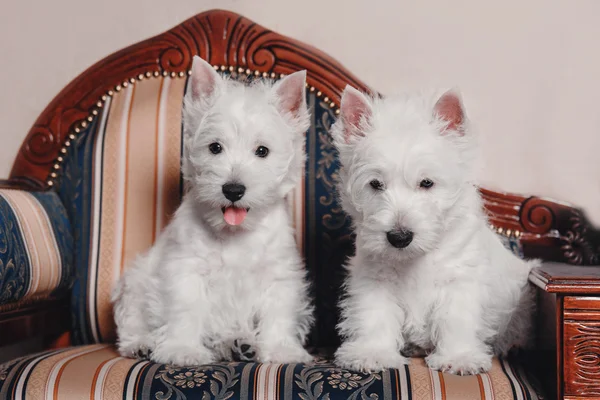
[0,189,73,307]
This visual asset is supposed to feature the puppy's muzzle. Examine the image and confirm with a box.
[386,228,413,249]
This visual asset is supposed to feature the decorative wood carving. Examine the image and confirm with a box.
[6,9,599,264]
[563,320,600,397]
[481,189,600,265]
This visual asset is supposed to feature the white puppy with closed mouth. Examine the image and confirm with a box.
[112,56,314,366]
[332,86,536,375]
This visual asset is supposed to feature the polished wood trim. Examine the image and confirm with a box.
[557,295,564,400]
[564,296,600,310]
[561,296,600,399]
[563,310,600,321]
[0,297,70,346]
[530,264,600,294]
[563,319,600,397]
[481,188,600,264]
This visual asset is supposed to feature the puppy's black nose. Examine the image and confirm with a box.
[386,229,413,249]
[222,183,246,202]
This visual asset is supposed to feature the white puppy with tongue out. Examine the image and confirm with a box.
[112,56,314,366]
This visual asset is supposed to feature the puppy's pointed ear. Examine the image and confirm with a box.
[338,85,372,144]
[433,89,466,136]
[273,70,307,120]
[189,56,222,101]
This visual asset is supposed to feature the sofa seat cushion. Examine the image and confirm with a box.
[0,344,543,399]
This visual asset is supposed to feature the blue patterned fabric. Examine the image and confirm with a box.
[31,192,74,296]
[0,190,73,305]
[56,115,99,344]
[304,96,353,348]
[0,195,30,304]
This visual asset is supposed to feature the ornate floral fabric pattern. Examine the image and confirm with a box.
[0,189,73,306]
[0,345,543,399]
[326,370,363,390]
[304,96,354,348]
[0,194,28,304]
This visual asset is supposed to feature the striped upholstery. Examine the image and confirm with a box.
[0,189,72,307]
[79,77,185,343]
[0,345,542,400]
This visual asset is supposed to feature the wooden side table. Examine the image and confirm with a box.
[530,263,600,400]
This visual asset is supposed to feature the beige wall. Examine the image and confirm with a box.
[1,0,599,223]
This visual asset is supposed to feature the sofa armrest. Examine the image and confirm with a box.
[0,185,73,345]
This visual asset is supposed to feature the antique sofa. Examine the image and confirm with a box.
[1,9,599,400]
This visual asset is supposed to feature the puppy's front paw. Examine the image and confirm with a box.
[210,337,257,362]
[260,343,313,364]
[335,342,409,372]
[425,351,492,375]
[231,339,258,362]
[117,342,153,360]
[151,343,215,366]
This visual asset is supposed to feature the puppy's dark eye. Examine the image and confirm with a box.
[369,179,385,191]
[209,142,222,154]
[419,178,434,189]
[255,146,269,158]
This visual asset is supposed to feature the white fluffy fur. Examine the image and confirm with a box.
[112,56,314,366]
[332,86,537,375]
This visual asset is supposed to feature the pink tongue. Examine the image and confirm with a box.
[223,207,248,226]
